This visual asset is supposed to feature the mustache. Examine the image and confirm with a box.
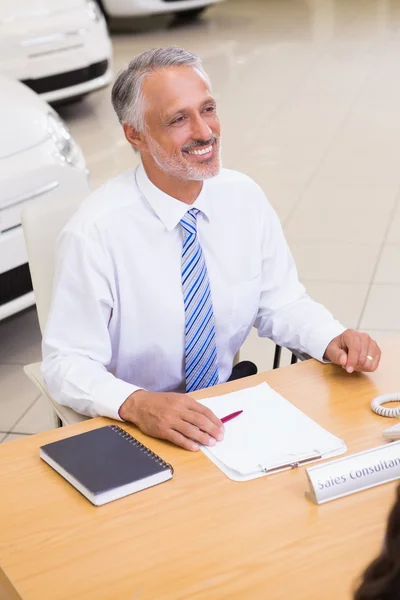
[181,136,219,152]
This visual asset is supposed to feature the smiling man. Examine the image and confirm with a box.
[42,47,381,451]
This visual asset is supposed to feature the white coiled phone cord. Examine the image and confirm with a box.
[371,393,400,418]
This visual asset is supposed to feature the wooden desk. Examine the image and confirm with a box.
[1,338,399,600]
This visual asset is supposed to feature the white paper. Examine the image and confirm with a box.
[199,383,346,481]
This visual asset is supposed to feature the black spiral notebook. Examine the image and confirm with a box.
[40,425,174,506]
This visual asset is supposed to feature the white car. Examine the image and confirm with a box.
[0,0,112,104]
[98,0,224,19]
[0,75,90,321]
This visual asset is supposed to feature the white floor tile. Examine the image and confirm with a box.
[304,282,369,329]
[374,245,400,284]
[12,395,56,435]
[291,243,380,283]
[0,308,42,366]
[284,206,391,245]
[1,433,32,444]
[315,139,400,186]
[298,182,398,213]
[360,285,400,331]
[387,212,400,244]
[0,365,40,432]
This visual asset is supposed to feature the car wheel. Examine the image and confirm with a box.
[174,7,207,21]
[0,264,33,308]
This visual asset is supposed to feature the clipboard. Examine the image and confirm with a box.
[199,383,347,482]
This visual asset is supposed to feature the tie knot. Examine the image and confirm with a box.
[180,208,200,235]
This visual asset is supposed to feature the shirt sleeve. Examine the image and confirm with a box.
[254,193,346,361]
[41,228,141,420]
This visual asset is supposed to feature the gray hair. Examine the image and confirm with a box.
[111,46,211,131]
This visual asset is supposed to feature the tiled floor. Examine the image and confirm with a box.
[1,0,399,442]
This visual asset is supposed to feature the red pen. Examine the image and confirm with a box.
[221,410,243,424]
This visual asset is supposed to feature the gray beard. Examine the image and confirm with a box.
[146,135,221,181]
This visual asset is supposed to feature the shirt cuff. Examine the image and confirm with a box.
[305,321,347,363]
[92,378,143,421]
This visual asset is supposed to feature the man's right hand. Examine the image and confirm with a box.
[118,390,224,451]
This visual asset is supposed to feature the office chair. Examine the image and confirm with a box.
[273,346,309,369]
[21,194,89,428]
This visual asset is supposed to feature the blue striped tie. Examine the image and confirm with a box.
[180,208,219,392]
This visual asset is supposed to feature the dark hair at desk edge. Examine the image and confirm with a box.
[354,484,400,600]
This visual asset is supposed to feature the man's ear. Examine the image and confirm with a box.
[123,123,146,153]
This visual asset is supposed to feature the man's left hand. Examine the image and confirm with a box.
[324,329,381,373]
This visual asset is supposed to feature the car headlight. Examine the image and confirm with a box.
[86,0,102,22]
[47,112,84,168]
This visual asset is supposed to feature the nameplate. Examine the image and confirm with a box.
[305,441,400,504]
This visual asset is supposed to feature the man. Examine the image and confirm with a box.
[42,46,381,452]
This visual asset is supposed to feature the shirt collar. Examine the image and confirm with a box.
[135,163,211,231]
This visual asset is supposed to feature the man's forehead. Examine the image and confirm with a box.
[142,66,212,111]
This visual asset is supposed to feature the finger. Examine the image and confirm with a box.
[345,342,361,374]
[165,429,200,452]
[361,340,381,372]
[325,337,347,365]
[338,351,347,368]
[176,420,218,448]
[357,338,374,371]
[371,344,382,372]
[186,397,224,429]
[184,410,224,442]
[353,336,370,371]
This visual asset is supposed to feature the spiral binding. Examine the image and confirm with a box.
[371,393,400,418]
[109,425,174,473]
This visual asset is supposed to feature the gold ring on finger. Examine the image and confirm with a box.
[367,355,374,361]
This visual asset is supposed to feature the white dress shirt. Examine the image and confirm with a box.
[42,165,345,420]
